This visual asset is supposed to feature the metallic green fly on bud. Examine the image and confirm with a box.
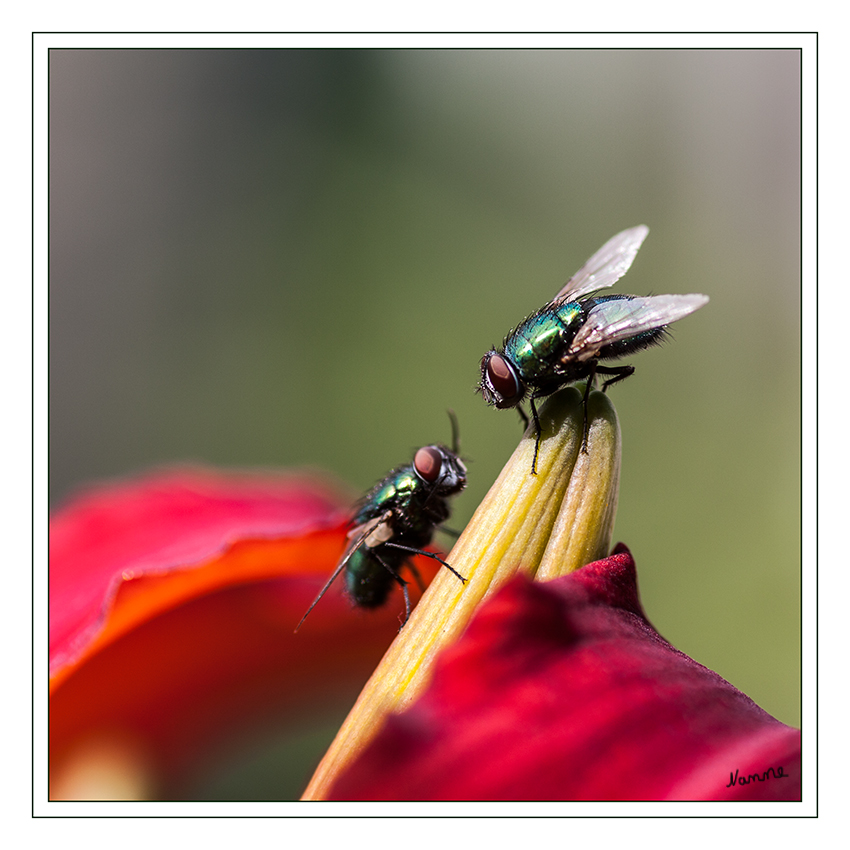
[295,412,467,632]
[302,386,621,800]
[478,225,708,473]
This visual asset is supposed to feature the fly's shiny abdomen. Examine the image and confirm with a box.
[345,547,395,608]
[595,326,667,359]
[582,295,668,360]
[503,302,583,382]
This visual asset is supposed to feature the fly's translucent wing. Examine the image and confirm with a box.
[567,294,709,361]
[553,225,650,304]
[348,513,395,548]
[294,511,393,632]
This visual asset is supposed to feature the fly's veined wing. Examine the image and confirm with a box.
[346,512,394,550]
[294,511,394,631]
[567,294,709,361]
[553,225,650,304]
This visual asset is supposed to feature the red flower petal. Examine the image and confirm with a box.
[49,467,439,797]
[50,467,349,679]
[327,546,801,801]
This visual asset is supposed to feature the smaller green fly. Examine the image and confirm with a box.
[295,414,467,631]
[478,225,709,474]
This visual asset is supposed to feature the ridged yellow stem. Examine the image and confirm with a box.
[301,387,620,800]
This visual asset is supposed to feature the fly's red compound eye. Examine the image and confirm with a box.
[413,446,443,483]
[486,353,521,402]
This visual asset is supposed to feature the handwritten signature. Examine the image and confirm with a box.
[726,766,789,788]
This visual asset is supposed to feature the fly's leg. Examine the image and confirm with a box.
[596,364,635,391]
[581,363,634,453]
[383,541,467,585]
[372,550,411,628]
[579,362,598,454]
[529,394,543,475]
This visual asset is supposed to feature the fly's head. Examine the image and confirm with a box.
[478,350,526,410]
[413,444,467,496]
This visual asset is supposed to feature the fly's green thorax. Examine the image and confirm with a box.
[346,466,450,603]
[503,302,583,381]
[355,468,435,540]
[368,470,418,515]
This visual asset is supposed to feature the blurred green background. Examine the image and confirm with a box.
[49,48,801,796]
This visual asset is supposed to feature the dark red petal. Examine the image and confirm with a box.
[327,546,801,801]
